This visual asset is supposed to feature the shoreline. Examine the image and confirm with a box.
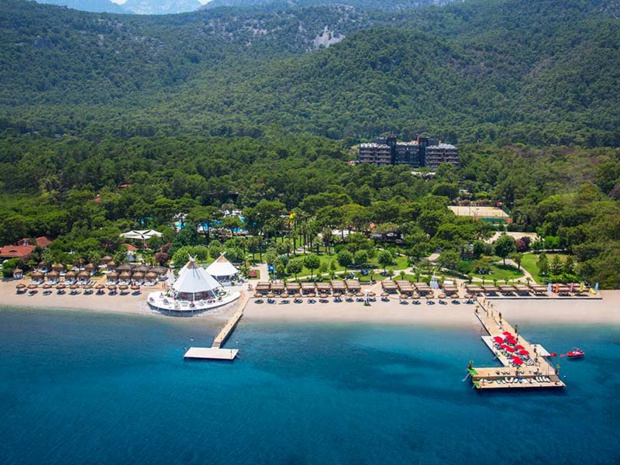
[2,280,619,328]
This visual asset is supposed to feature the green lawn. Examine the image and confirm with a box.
[520,252,569,284]
[472,263,524,283]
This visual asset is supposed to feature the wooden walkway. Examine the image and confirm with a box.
[183,291,249,361]
[469,299,565,390]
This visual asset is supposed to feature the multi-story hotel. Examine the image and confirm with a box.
[358,135,458,169]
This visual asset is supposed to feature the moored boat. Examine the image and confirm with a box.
[566,348,585,358]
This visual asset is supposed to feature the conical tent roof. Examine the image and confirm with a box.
[173,258,222,294]
[206,254,238,277]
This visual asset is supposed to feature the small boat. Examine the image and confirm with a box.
[566,348,585,358]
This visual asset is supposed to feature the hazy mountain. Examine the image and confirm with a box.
[35,0,130,13]
[121,0,203,14]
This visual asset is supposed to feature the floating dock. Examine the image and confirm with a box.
[183,291,249,361]
[469,300,566,390]
[184,347,238,360]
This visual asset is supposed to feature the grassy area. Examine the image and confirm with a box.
[520,252,569,284]
[472,263,524,282]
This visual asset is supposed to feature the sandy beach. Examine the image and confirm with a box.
[2,279,618,328]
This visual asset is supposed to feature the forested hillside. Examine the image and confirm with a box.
[1,0,619,144]
[0,0,619,287]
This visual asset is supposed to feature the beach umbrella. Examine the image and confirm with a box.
[381,292,389,297]
[119,284,129,290]
[253,293,262,298]
[108,285,117,291]
[512,357,524,365]
[95,283,105,290]
[16,283,26,289]
[57,283,66,289]
[294,293,302,298]
[266,293,275,298]
[70,284,79,289]
[502,331,513,336]
[493,336,505,344]
[368,291,376,297]
[43,283,52,289]
[28,283,38,289]
[505,346,516,353]
[519,349,529,356]
[400,294,408,300]
[131,285,140,290]
[515,344,525,350]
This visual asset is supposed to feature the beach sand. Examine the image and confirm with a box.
[1,279,618,328]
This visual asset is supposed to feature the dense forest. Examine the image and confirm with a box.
[0,0,619,287]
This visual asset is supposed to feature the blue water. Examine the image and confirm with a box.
[0,307,618,465]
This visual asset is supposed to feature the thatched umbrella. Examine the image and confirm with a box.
[107,260,116,269]
[28,283,38,289]
[253,293,263,298]
[307,292,316,298]
[294,293,302,298]
[333,292,341,298]
[85,263,95,272]
[130,284,140,291]
[84,284,93,290]
[101,255,113,264]
[368,291,376,297]
[43,283,52,289]
[95,283,105,290]
[16,283,26,290]
[70,284,79,290]
[438,293,447,299]
[119,284,129,291]
[56,283,66,290]
[52,263,65,272]
[320,293,328,299]
[400,294,408,300]
[78,271,91,279]
[426,294,434,300]
[119,271,131,280]
[31,271,45,279]
[132,272,145,280]
[381,292,389,297]
[107,285,117,292]
[266,292,275,298]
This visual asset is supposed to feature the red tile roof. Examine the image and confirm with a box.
[0,245,34,258]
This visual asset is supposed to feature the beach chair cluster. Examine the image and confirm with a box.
[465,282,591,298]
[253,279,375,304]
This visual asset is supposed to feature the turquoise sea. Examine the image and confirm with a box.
[0,306,618,465]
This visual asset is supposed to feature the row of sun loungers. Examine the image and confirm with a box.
[255,280,362,295]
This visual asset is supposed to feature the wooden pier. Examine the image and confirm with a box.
[184,291,249,361]
[469,300,566,390]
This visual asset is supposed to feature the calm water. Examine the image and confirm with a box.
[0,307,618,465]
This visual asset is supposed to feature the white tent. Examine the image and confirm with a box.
[120,229,163,240]
[206,254,239,282]
[172,257,222,301]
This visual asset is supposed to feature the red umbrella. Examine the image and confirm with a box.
[505,346,516,353]
[503,331,513,337]
[515,344,525,350]
[493,336,505,344]
[519,349,529,356]
[512,356,524,365]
